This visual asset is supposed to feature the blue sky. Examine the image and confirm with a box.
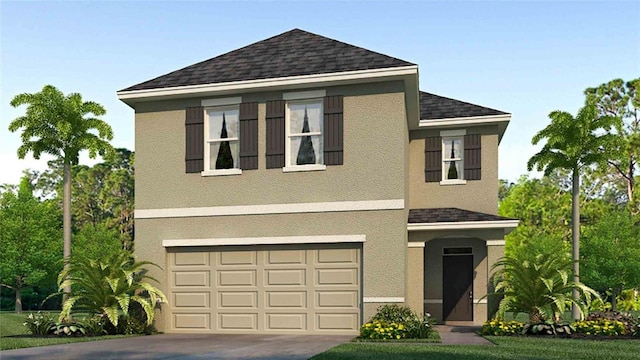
[1,1,638,185]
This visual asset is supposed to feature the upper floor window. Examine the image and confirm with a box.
[442,136,463,181]
[425,129,480,184]
[285,100,325,171]
[204,106,241,175]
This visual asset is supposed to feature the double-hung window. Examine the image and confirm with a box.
[204,106,241,175]
[439,129,466,184]
[284,93,326,172]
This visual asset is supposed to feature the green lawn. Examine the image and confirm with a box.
[0,312,132,351]
[311,336,640,360]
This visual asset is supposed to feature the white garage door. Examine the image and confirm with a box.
[168,243,361,334]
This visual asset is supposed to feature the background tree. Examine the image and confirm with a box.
[0,177,62,313]
[527,102,618,319]
[581,210,640,311]
[585,78,640,215]
[9,85,114,300]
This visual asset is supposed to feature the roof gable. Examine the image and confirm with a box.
[122,29,415,92]
[419,91,508,120]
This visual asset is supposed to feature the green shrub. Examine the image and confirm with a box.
[573,319,626,336]
[361,305,436,340]
[481,319,524,336]
[586,310,637,335]
[360,320,407,340]
[23,312,56,335]
[523,322,575,336]
[51,321,86,337]
[371,304,417,324]
[81,316,106,336]
[617,290,640,311]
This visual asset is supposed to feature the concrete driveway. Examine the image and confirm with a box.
[0,334,351,360]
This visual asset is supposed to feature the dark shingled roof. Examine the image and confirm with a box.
[121,29,415,92]
[408,208,516,223]
[420,91,508,120]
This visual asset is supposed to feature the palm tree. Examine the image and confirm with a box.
[56,251,167,327]
[491,253,599,324]
[527,102,618,319]
[9,85,114,300]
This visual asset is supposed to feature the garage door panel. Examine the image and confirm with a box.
[219,291,258,308]
[175,252,209,266]
[316,313,358,330]
[317,248,358,264]
[218,270,256,286]
[174,292,210,308]
[267,291,306,308]
[218,313,258,330]
[219,251,256,265]
[316,268,358,285]
[266,269,306,286]
[267,313,306,330]
[267,250,306,264]
[174,271,210,287]
[316,291,358,308]
[174,313,210,330]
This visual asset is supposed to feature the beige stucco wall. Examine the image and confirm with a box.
[408,125,500,214]
[406,247,424,315]
[137,209,406,332]
[134,81,407,210]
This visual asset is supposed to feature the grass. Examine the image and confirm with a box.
[0,312,132,351]
[311,336,640,360]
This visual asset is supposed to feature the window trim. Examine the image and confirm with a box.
[284,97,326,172]
[202,104,242,177]
[440,135,465,184]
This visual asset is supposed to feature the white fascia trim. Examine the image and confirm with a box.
[201,96,242,107]
[419,114,511,128]
[363,297,405,303]
[163,234,366,247]
[283,90,326,101]
[136,199,405,219]
[440,129,466,137]
[486,240,506,246]
[408,242,425,248]
[407,220,519,232]
[117,66,418,101]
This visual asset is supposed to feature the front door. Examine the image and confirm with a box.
[442,252,473,321]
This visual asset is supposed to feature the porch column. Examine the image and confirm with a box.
[406,242,425,315]
[486,240,505,320]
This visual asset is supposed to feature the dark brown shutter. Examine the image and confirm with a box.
[266,100,285,168]
[424,136,442,182]
[239,102,258,170]
[464,134,481,180]
[185,107,204,173]
[323,95,343,165]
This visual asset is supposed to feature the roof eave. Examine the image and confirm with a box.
[407,219,519,234]
[117,65,419,107]
[418,114,512,143]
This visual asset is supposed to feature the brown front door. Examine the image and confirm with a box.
[442,254,473,321]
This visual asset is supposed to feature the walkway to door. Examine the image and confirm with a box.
[435,325,494,345]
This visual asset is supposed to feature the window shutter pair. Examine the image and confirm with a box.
[424,134,481,182]
[184,103,259,173]
[266,95,344,168]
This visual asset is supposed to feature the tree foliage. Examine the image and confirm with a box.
[581,211,640,311]
[0,177,62,313]
[585,78,640,214]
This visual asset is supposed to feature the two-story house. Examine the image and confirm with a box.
[117,29,517,335]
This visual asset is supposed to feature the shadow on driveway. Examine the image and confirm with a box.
[0,334,352,360]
